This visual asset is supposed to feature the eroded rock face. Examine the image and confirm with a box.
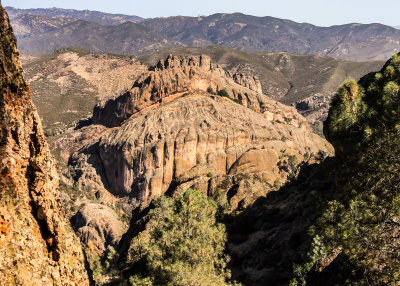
[74,52,333,209]
[0,5,89,285]
[97,92,331,206]
[229,67,263,94]
[67,54,333,252]
[71,203,127,253]
[93,54,289,128]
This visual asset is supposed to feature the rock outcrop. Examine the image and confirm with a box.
[140,47,385,135]
[0,5,90,285]
[228,65,263,94]
[71,203,127,253]
[98,92,331,206]
[71,55,333,211]
[92,54,301,128]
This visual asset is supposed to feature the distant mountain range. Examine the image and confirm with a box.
[7,7,400,61]
[6,6,143,25]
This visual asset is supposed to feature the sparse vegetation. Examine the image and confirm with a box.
[207,86,217,95]
[216,88,242,105]
[273,178,281,190]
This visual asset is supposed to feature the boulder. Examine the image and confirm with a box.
[71,203,127,253]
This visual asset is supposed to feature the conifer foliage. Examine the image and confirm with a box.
[292,53,400,285]
[128,189,235,286]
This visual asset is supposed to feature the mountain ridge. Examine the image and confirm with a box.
[8,7,400,62]
[6,6,143,25]
[140,46,384,132]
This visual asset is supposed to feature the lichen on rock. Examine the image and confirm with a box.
[0,4,90,285]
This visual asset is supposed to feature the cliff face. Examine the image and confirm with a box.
[0,5,90,285]
[70,55,332,212]
[96,91,331,207]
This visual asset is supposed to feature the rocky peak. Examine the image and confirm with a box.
[226,64,263,94]
[232,71,262,94]
[66,53,333,252]
[151,54,214,71]
[0,4,89,284]
[70,54,332,213]
[93,54,309,129]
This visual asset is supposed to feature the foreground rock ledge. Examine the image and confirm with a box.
[0,4,90,285]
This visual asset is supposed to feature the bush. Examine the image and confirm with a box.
[207,87,217,95]
[217,89,229,97]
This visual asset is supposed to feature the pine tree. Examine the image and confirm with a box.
[128,189,235,286]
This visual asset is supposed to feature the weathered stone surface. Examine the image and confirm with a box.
[0,5,89,285]
[69,55,333,210]
[71,203,127,253]
[96,91,331,204]
[230,68,263,94]
[92,54,305,129]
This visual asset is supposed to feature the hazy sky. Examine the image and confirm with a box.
[2,0,400,27]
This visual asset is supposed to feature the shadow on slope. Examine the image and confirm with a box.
[226,158,340,285]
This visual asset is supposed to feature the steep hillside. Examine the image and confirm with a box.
[11,14,77,38]
[226,53,400,285]
[0,5,90,284]
[141,46,384,132]
[312,54,400,284]
[142,13,400,61]
[20,48,147,136]
[17,20,181,55]
[6,6,143,25]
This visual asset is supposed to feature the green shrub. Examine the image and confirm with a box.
[207,87,217,95]
[288,155,298,172]
[217,89,229,97]
[273,179,281,190]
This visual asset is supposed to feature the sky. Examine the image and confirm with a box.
[2,0,400,27]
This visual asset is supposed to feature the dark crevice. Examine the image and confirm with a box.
[227,184,239,202]
[10,127,19,146]
[82,248,96,286]
[29,124,40,158]
[27,162,59,261]
[28,198,58,260]
[27,121,59,261]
